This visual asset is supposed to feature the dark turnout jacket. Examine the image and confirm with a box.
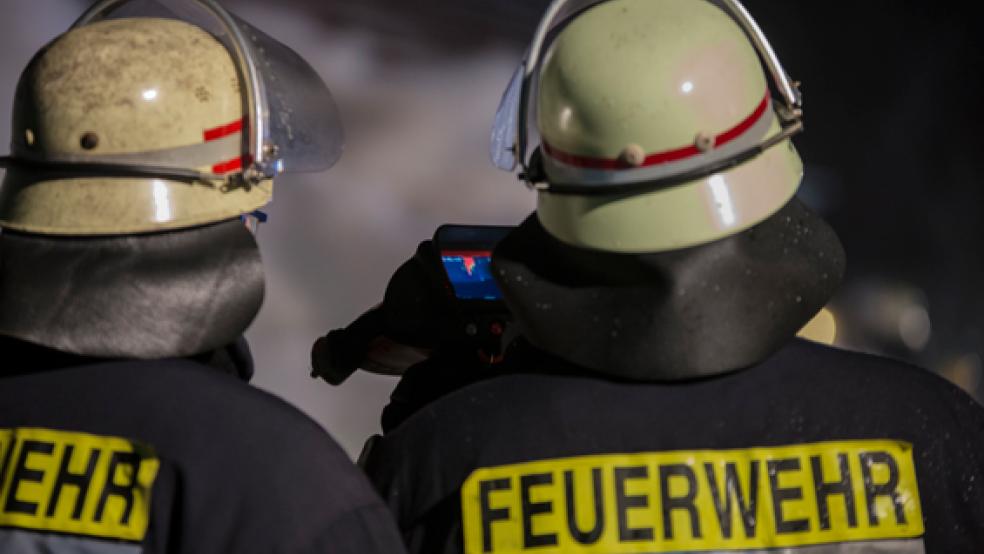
[0,350,407,554]
[365,339,984,554]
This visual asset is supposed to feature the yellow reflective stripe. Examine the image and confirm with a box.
[0,427,159,542]
[461,440,923,554]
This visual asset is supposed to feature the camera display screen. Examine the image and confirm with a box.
[440,250,503,301]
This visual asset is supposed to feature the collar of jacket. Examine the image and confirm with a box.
[0,335,255,382]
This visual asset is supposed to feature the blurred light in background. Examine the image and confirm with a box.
[941,354,983,396]
[836,282,933,355]
[797,308,837,346]
[898,304,932,352]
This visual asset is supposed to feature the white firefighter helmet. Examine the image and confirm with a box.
[0,0,344,235]
[490,0,805,253]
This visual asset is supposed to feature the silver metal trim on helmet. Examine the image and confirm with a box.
[65,0,343,185]
[490,0,804,189]
[73,0,261,184]
[74,1,266,183]
[718,0,802,117]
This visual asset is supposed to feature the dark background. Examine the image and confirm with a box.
[2,1,980,455]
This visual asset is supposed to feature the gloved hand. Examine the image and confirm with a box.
[311,234,515,386]
[310,241,450,386]
[311,306,432,385]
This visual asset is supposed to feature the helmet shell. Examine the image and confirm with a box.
[535,0,802,252]
[0,17,271,235]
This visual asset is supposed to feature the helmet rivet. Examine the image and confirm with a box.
[80,132,99,150]
[695,133,714,152]
[24,129,35,146]
[620,144,646,167]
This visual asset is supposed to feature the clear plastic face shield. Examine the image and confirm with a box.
[490,0,804,194]
[0,0,343,186]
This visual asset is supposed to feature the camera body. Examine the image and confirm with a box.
[432,224,514,363]
[311,224,515,385]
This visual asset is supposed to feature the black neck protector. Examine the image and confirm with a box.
[492,198,845,382]
[0,219,264,361]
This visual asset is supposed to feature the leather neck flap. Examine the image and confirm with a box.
[492,198,845,381]
[0,219,264,360]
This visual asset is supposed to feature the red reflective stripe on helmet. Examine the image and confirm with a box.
[212,156,244,174]
[714,93,770,147]
[203,119,244,142]
[543,92,770,170]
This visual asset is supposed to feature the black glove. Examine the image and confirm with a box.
[311,238,514,386]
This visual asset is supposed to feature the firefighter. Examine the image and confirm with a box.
[0,3,405,553]
[363,0,984,552]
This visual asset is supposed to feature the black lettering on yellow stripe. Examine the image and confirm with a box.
[1,428,159,543]
[704,461,759,539]
[94,452,141,525]
[4,440,54,516]
[768,458,810,534]
[520,473,557,548]
[660,464,701,540]
[46,445,101,520]
[564,468,604,544]
[460,440,923,554]
[614,466,653,542]
[480,478,511,553]
[811,454,857,530]
[0,436,14,490]
[860,452,906,526]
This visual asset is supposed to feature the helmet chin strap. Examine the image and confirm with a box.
[0,156,230,185]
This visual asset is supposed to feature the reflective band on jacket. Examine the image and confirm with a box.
[461,440,924,554]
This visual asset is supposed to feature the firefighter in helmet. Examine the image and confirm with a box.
[0,3,405,553]
[363,1,984,552]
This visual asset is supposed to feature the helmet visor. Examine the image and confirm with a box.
[490,65,523,171]
[489,0,606,172]
[73,0,343,177]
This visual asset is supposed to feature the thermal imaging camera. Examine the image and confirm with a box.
[434,225,511,303]
[433,225,514,361]
[312,224,516,386]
